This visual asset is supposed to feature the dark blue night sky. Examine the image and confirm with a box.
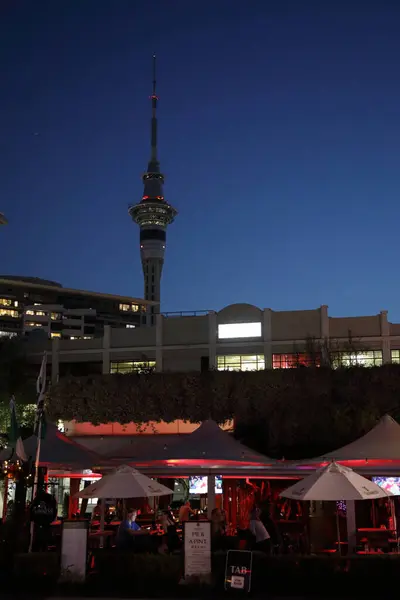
[1,1,400,318]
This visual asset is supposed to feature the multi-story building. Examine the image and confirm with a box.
[35,302,400,383]
[0,276,155,340]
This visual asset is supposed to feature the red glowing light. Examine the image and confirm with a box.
[142,196,149,200]
[140,458,273,467]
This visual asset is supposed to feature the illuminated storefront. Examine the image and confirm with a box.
[217,355,265,371]
[110,360,156,374]
[272,353,320,369]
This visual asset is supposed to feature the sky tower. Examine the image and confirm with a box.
[129,55,177,319]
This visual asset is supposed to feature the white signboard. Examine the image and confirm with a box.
[60,521,88,582]
[184,521,211,578]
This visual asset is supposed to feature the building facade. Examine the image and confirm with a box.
[38,303,400,382]
[0,276,155,339]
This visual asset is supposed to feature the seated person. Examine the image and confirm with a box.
[116,508,148,550]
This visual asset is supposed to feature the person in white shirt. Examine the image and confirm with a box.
[249,507,271,552]
[161,508,175,533]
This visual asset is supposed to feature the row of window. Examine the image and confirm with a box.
[119,303,140,313]
[110,351,391,374]
[1,300,144,317]
[0,298,18,307]
[218,351,386,370]
[25,310,61,320]
[0,309,19,318]
[216,355,266,371]
[110,361,156,374]
[218,352,385,370]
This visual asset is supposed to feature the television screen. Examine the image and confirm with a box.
[372,477,400,495]
[189,475,223,495]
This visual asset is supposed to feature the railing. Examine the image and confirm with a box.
[162,310,215,318]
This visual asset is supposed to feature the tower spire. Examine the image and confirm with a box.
[150,53,158,164]
[129,55,178,322]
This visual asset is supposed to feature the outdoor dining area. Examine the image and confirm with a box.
[2,415,400,563]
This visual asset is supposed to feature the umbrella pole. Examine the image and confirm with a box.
[336,507,341,555]
[28,422,42,553]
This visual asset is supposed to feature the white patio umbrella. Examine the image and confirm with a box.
[280,461,391,501]
[75,465,173,499]
[75,465,173,547]
[280,462,391,553]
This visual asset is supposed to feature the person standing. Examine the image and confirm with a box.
[30,488,57,552]
[179,501,194,523]
[260,501,281,553]
[161,508,180,552]
[249,507,271,553]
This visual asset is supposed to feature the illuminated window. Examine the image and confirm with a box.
[392,350,400,363]
[273,353,321,369]
[218,322,262,339]
[217,355,265,371]
[51,332,61,338]
[14,301,18,307]
[0,299,12,307]
[0,309,19,318]
[331,350,382,368]
[119,303,139,313]
[26,309,47,317]
[126,324,136,328]
[26,322,42,327]
[51,313,61,320]
[83,336,92,340]
[110,361,156,374]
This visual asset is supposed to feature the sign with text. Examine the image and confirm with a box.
[224,550,252,593]
[184,521,211,578]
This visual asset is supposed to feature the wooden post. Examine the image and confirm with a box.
[207,474,216,519]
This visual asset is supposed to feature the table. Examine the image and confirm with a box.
[88,530,115,549]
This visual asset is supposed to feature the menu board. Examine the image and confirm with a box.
[184,521,211,578]
[60,520,88,582]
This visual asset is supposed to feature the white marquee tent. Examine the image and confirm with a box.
[319,414,400,462]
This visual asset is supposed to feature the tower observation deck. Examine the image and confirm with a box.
[129,55,177,320]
